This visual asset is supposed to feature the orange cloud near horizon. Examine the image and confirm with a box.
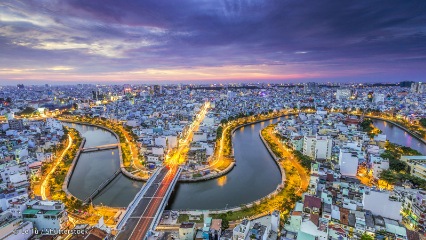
[0,64,368,83]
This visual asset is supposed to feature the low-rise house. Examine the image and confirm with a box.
[22,200,68,234]
[179,222,196,240]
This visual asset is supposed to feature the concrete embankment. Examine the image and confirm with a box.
[259,131,286,187]
[59,119,147,181]
[363,115,426,145]
[179,162,235,182]
[62,137,86,198]
[193,122,288,214]
[181,113,296,183]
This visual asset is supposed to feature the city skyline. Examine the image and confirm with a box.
[1,0,426,84]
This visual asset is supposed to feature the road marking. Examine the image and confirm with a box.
[128,171,171,239]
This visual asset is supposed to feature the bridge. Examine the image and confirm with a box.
[116,167,182,240]
[81,143,119,153]
[83,169,121,205]
[115,102,208,239]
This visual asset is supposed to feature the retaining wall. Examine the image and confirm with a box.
[362,115,426,145]
[62,136,86,198]
[60,119,147,181]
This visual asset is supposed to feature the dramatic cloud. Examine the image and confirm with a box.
[0,0,425,84]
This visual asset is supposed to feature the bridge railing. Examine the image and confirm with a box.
[81,144,119,152]
[116,167,163,230]
[148,167,182,236]
[83,169,121,205]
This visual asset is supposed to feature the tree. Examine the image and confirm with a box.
[220,215,229,229]
[379,170,397,184]
[389,159,408,172]
[420,118,426,128]
[360,233,374,240]
[216,126,223,140]
[17,107,36,116]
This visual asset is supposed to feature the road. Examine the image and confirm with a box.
[264,126,309,193]
[41,134,72,200]
[116,102,209,239]
[165,102,209,166]
[116,167,177,240]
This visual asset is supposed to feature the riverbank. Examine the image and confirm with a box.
[59,118,148,181]
[38,127,88,210]
[36,129,73,199]
[185,111,296,182]
[62,136,86,198]
[205,123,307,222]
[362,115,426,145]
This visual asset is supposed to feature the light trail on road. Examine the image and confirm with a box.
[41,134,72,200]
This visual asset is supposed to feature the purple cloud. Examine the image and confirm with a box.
[0,0,426,83]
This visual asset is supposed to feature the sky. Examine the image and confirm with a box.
[1,0,426,84]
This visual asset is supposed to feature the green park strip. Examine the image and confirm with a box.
[58,115,146,178]
[379,142,426,189]
[210,123,308,224]
[38,127,85,211]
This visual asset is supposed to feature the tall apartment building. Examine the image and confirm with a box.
[338,148,359,176]
[401,155,426,180]
[336,89,352,101]
[303,135,333,160]
[8,119,24,131]
[304,82,318,94]
[372,93,385,104]
[411,82,425,94]
[22,200,68,235]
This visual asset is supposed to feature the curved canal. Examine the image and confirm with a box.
[63,118,426,209]
[167,118,283,210]
[63,118,283,209]
[62,123,144,207]
[372,119,426,155]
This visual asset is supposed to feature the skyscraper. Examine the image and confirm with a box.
[411,82,425,94]
[304,82,318,94]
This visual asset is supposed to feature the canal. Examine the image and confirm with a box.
[63,118,283,209]
[167,118,283,210]
[63,118,426,210]
[372,119,426,155]
[63,123,144,207]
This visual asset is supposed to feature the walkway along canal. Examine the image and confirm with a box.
[63,116,426,210]
[62,122,143,207]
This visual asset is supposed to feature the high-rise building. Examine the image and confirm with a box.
[153,85,163,95]
[303,135,333,160]
[336,89,352,101]
[399,81,414,88]
[338,148,359,176]
[411,82,425,94]
[372,93,385,104]
[123,84,132,94]
[92,90,105,101]
[8,119,24,131]
[304,82,318,94]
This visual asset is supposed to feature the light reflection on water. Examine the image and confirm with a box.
[217,175,227,187]
[372,119,426,155]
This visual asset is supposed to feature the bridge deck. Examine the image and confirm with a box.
[81,143,119,152]
[116,167,177,240]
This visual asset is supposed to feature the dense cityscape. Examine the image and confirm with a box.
[2,0,426,239]
[0,82,425,240]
